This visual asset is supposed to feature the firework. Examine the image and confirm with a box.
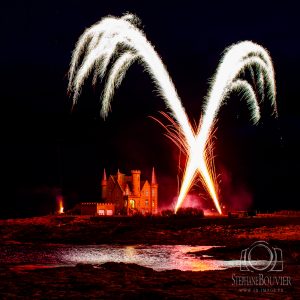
[175,41,277,213]
[68,14,195,145]
[68,14,277,215]
[68,13,197,204]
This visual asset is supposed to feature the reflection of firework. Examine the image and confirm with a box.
[68,14,277,215]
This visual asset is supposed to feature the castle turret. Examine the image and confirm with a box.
[151,167,158,213]
[101,169,107,200]
[151,166,157,185]
[131,170,141,196]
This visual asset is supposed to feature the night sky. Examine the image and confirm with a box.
[1,1,300,218]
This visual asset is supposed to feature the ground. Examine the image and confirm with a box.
[0,213,299,299]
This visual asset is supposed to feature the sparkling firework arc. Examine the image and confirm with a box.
[68,14,277,214]
[175,41,277,213]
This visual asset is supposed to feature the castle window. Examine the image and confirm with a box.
[145,199,149,207]
[152,201,155,207]
[129,199,135,209]
[152,188,155,196]
[145,190,149,196]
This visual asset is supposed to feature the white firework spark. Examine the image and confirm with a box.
[68,14,195,145]
[175,41,277,213]
[68,14,277,215]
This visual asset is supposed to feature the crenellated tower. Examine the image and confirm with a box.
[131,170,141,196]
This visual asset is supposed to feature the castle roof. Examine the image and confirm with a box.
[106,169,154,195]
[151,167,157,184]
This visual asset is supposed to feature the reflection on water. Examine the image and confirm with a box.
[63,245,241,271]
[0,244,244,272]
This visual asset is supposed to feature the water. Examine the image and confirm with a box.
[0,244,251,272]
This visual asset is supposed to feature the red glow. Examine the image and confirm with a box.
[56,195,64,214]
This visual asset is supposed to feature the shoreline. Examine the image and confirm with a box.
[1,215,300,246]
[0,215,299,298]
[0,262,298,299]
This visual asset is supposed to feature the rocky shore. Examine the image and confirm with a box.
[0,262,298,299]
[1,214,300,246]
[0,215,299,299]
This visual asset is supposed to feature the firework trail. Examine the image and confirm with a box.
[68,13,200,208]
[175,41,277,213]
[68,14,195,145]
[68,14,277,214]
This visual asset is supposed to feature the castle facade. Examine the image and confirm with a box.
[101,168,158,215]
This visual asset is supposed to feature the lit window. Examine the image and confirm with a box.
[152,201,155,207]
[145,200,149,207]
[152,188,155,196]
[145,190,149,196]
[130,199,135,209]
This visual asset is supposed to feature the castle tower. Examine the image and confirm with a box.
[131,170,141,196]
[101,169,107,200]
[151,167,158,213]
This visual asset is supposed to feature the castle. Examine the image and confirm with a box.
[101,168,158,215]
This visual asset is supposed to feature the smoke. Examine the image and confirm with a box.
[219,166,253,211]
[179,194,205,209]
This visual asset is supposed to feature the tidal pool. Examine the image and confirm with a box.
[0,244,246,272]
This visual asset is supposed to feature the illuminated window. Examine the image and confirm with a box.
[145,199,149,207]
[98,210,105,215]
[152,188,155,196]
[152,200,155,207]
[130,199,135,209]
[145,190,149,196]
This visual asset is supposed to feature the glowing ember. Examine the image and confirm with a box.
[68,14,277,215]
[57,195,64,214]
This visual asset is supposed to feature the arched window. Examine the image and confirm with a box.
[129,199,135,209]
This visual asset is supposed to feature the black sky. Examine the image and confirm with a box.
[1,1,300,217]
